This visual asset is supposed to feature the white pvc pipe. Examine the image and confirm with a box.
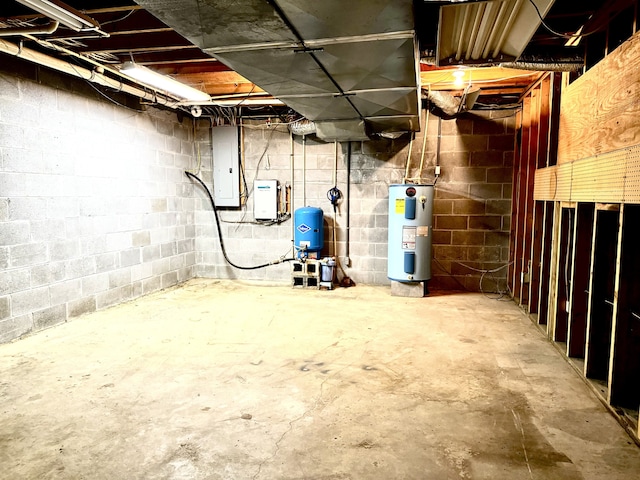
[333,141,338,186]
[302,135,307,206]
[0,38,178,107]
[418,108,430,182]
[0,20,59,37]
[290,130,295,245]
[403,132,414,183]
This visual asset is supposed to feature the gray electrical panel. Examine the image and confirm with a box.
[212,125,240,207]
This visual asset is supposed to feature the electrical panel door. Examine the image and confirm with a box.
[212,126,240,207]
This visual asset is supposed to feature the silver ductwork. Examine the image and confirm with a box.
[288,118,316,136]
[422,86,480,117]
[134,0,421,142]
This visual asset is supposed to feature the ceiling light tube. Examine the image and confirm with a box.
[121,61,211,103]
[16,0,100,32]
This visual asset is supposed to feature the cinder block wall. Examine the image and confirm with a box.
[0,66,197,343]
[0,61,514,344]
[194,109,515,289]
[429,111,515,292]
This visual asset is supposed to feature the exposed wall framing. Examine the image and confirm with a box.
[508,73,561,307]
[513,30,640,444]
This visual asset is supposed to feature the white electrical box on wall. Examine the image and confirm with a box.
[212,125,240,207]
[254,179,279,220]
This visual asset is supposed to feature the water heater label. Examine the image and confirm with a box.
[395,198,405,214]
[417,226,429,236]
[402,226,416,249]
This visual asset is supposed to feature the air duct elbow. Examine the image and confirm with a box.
[288,118,316,136]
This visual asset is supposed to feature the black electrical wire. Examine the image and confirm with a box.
[185,171,295,270]
[527,0,609,40]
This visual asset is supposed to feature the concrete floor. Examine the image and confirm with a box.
[1,279,640,479]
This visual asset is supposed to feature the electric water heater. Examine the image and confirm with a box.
[387,184,434,282]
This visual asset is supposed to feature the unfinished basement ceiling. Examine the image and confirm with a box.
[0,0,626,133]
[132,0,420,141]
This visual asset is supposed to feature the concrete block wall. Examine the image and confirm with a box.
[193,122,341,282]
[0,67,197,343]
[427,111,515,292]
[195,109,515,288]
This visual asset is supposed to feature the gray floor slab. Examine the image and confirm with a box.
[1,279,639,479]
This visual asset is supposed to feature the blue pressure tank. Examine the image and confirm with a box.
[388,184,434,282]
[294,206,323,259]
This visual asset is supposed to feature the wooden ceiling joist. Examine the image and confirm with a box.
[82,45,199,56]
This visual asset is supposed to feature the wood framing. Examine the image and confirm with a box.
[513,15,640,445]
[508,74,558,308]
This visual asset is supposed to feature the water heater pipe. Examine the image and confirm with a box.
[437,116,442,168]
[418,108,430,180]
[403,132,414,183]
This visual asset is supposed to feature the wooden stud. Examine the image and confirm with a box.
[606,205,640,434]
[548,201,563,340]
[513,95,532,302]
[584,207,620,395]
[508,107,523,295]
[520,87,541,308]
[528,200,544,316]
[607,205,626,405]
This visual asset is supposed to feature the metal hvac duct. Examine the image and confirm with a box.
[134,0,421,141]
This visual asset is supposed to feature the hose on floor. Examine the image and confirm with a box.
[185,171,295,270]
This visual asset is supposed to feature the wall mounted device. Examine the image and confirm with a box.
[254,179,279,221]
[388,184,434,283]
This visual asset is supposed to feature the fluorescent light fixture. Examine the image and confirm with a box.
[16,0,101,32]
[437,0,556,66]
[121,61,211,103]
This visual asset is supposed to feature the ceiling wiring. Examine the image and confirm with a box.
[527,0,609,40]
[99,9,135,26]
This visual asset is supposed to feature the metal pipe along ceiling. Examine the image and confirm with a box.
[133,0,421,142]
[0,37,180,106]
